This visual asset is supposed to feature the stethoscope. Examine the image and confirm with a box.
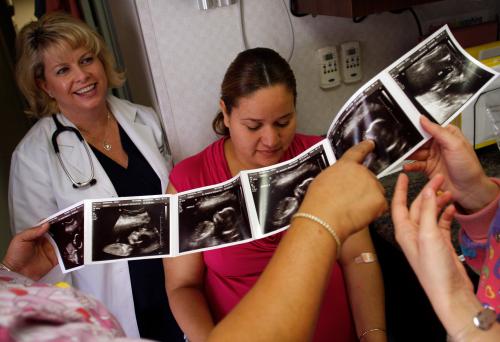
[51,114,97,189]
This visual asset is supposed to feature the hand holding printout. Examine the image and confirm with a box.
[327,26,498,177]
[2,223,57,280]
[405,116,500,213]
[43,25,499,273]
[300,140,387,242]
[0,142,383,342]
[209,141,387,341]
[392,174,500,341]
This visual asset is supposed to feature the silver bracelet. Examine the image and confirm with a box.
[359,327,386,340]
[292,212,341,259]
[0,261,12,272]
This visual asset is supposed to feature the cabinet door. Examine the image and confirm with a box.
[293,0,438,18]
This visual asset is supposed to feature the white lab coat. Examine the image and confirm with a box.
[8,95,171,338]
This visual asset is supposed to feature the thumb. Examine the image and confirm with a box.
[420,116,455,146]
[19,222,50,242]
[340,140,375,164]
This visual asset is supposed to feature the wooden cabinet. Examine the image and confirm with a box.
[292,0,440,18]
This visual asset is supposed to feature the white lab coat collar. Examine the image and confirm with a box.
[52,95,169,197]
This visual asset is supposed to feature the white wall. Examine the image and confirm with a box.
[134,0,498,163]
[107,0,157,109]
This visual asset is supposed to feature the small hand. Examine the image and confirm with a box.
[404,116,499,213]
[2,223,58,280]
[392,173,473,305]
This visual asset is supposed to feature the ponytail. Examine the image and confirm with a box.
[212,111,229,136]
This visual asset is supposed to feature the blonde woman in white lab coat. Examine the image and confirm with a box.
[8,13,183,341]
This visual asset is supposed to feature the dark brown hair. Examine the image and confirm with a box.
[212,47,297,136]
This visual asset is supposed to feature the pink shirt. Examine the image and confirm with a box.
[457,178,500,317]
[170,134,357,341]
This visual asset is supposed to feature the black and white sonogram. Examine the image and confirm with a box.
[178,180,251,253]
[248,145,329,234]
[391,30,495,124]
[48,204,84,271]
[91,197,170,261]
[328,81,424,175]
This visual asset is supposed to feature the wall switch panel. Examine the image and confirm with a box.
[340,41,362,83]
[317,46,341,89]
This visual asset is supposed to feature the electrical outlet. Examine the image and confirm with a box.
[317,46,341,89]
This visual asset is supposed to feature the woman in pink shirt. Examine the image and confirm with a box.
[164,48,386,342]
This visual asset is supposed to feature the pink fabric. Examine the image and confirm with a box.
[0,270,130,341]
[170,134,357,342]
[456,178,500,317]
[455,178,500,242]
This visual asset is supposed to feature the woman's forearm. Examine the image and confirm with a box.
[208,144,387,341]
[208,218,338,341]
[167,286,215,342]
[341,229,386,342]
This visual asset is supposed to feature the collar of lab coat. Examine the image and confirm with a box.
[52,95,169,197]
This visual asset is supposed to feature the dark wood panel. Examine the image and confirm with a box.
[293,0,441,17]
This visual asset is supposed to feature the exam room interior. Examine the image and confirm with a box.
[1,0,500,258]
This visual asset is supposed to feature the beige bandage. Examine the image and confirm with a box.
[354,252,377,264]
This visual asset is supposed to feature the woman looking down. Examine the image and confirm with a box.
[165,47,386,342]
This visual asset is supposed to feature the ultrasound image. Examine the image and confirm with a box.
[48,205,84,271]
[328,81,424,175]
[249,147,329,234]
[91,200,169,261]
[178,183,251,253]
[392,34,494,124]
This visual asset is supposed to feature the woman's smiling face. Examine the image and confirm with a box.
[38,44,108,116]
[222,84,297,171]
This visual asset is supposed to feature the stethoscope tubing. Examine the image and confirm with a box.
[51,114,97,189]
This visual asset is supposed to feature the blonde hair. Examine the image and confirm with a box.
[15,12,125,118]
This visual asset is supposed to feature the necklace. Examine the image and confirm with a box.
[103,112,112,151]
